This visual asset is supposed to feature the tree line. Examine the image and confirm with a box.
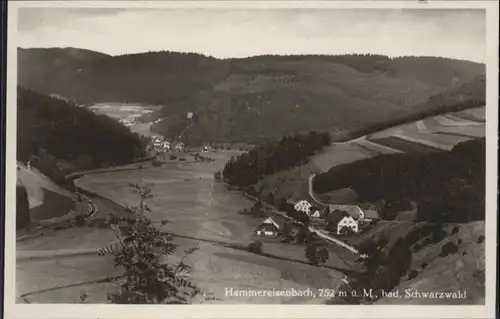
[313,138,485,223]
[222,131,331,187]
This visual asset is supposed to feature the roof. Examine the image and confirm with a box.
[339,216,358,224]
[254,217,282,231]
[328,204,363,217]
[295,200,312,207]
[363,209,381,219]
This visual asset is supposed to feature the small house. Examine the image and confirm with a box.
[254,217,281,237]
[294,200,313,215]
[311,210,321,218]
[337,216,359,235]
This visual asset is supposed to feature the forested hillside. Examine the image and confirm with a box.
[313,138,485,223]
[19,48,485,144]
[222,131,331,187]
[17,86,146,186]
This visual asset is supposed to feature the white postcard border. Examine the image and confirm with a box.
[4,1,498,319]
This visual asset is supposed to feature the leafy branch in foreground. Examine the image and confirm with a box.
[102,182,202,304]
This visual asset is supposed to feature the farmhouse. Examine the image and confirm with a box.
[254,217,281,237]
[294,200,313,215]
[337,216,359,235]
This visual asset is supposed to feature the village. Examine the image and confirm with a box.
[146,135,216,154]
[247,195,382,265]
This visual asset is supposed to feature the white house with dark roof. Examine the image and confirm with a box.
[337,216,359,235]
[294,200,313,215]
[254,217,281,237]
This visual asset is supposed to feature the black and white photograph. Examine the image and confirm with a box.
[4,1,498,317]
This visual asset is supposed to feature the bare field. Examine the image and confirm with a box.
[367,106,485,153]
[371,136,444,153]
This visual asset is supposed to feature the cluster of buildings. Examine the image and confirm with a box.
[149,136,185,153]
[149,135,214,154]
[254,198,381,238]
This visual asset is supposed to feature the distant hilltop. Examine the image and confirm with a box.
[18,47,485,144]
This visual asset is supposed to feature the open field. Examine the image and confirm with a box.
[369,136,443,154]
[367,106,485,153]
[18,151,350,304]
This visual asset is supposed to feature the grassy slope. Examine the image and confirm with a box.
[18,48,485,144]
[349,221,485,305]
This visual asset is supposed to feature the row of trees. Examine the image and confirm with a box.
[222,131,331,187]
[313,138,485,223]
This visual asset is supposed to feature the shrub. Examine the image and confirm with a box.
[407,270,418,280]
[101,183,201,304]
[421,262,428,269]
[473,269,485,282]
[439,242,459,257]
[214,171,222,180]
[431,227,447,243]
[477,235,485,244]
[151,159,163,167]
[89,218,109,229]
[248,240,263,254]
[16,184,31,230]
[74,215,86,227]
[457,238,463,246]
[305,243,319,265]
[170,155,177,160]
[412,243,422,252]
[421,237,433,246]
[295,225,310,244]
[377,237,389,248]
[451,226,460,234]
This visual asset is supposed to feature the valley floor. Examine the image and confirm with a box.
[17,151,351,304]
